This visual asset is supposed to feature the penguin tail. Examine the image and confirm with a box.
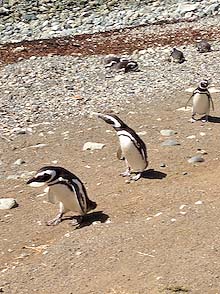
[88,200,97,211]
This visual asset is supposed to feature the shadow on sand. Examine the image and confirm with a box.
[208,116,220,123]
[69,211,110,229]
[141,169,167,180]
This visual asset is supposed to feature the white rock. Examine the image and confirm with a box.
[195,200,203,205]
[29,143,48,148]
[83,142,105,151]
[179,204,187,210]
[0,198,18,209]
[154,212,162,217]
[187,135,196,139]
[176,106,192,112]
[137,131,147,136]
[200,132,206,136]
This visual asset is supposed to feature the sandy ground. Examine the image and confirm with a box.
[1,89,220,294]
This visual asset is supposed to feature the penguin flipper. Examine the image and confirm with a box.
[185,95,194,108]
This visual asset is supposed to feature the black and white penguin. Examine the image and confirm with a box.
[170,48,185,64]
[104,55,139,73]
[196,40,212,53]
[27,166,97,226]
[94,113,148,181]
[185,79,214,122]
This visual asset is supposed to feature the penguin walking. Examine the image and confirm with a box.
[185,79,214,122]
[94,113,148,181]
[196,40,212,53]
[27,166,97,226]
[104,55,139,73]
[169,48,185,64]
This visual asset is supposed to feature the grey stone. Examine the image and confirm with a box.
[0,198,18,209]
[188,156,205,163]
[161,139,180,146]
[160,129,177,136]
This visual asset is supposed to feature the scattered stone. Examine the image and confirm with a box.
[188,156,204,163]
[160,163,166,168]
[13,158,25,165]
[161,139,180,146]
[187,135,196,139]
[0,198,18,209]
[179,204,187,210]
[170,218,176,222]
[154,212,162,217]
[160,129,177,136]
[200,132,206,136]
[195,200,203,205]
[197,149,207,155]
[137,131,147,136]
[83,142,105,151]
[29,143,48,148]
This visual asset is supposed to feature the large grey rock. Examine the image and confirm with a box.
[0,198,18,209]
[176,2,199,16]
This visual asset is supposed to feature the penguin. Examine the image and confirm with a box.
[196,40,212,53]
[169,48,185,64]
[27,166,97,226]
[104,55,139,73]
[94,113,148,181]
[185,79,214,122]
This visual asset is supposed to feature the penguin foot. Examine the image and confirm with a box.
[201,116,208,123]
[130,172,142,181]
[190,117,196,123]
[71,215,83,226]
[47,215,62,226]
[120,168,131,177]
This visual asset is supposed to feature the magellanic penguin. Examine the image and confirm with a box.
[94,113,148,181]
[169,48,185,64]
[196,40,212,53]
[27,166,97,226]
[185,79,214,122]
[104,55,139,73]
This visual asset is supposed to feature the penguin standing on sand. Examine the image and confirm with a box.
[169,48,185,64]
[185,79,214,122]
[94,113,148,181]
[27,166,97,226]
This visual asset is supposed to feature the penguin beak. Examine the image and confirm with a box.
[26,177,46,187]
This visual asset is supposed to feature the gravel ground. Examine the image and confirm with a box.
[1,15,220,136]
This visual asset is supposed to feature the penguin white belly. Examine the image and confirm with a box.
[193,93,210,115]
[119,136,146,171]
[47,185,83,214]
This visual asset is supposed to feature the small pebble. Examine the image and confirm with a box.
[195,200,203,205]
[160,129,177,136]
[161,139,180,146]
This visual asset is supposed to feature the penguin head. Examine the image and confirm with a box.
[95,113,126,129]
[200,79,209,89]
[26,166,57,187]
[124,61,139,73]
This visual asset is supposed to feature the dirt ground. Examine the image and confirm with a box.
[1,91,220,294]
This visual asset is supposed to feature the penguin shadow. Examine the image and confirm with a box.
[141,169,167,180]
[208,115,220,123]
[69,211,110,230]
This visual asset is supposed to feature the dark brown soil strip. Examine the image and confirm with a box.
[0,22,220,65]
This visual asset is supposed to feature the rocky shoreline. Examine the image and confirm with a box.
[0,0,220,44]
